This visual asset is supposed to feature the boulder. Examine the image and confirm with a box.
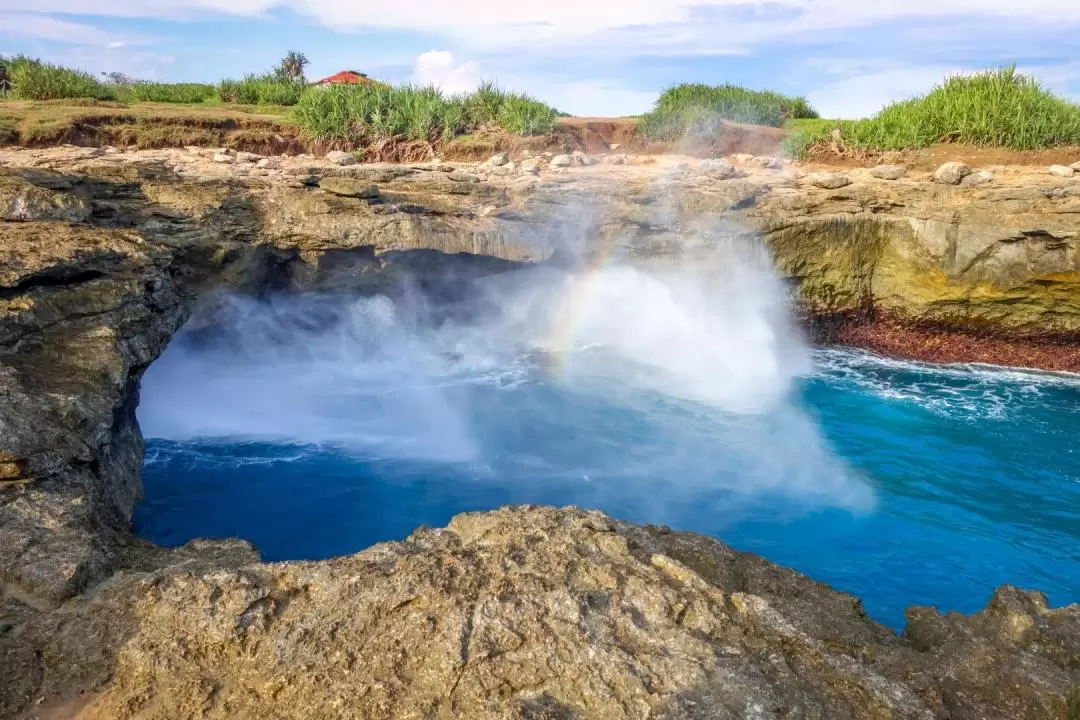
[0,176,90,222]
[325,151,358,167]
[1049,164,1075,178]
[757,157,784,170]
[870,164,906,180]
[807,172,852,189]
[604,155,627,166]
[318,177,380,199]
[933,162,972,185]
[212,152,235,164]
[489,162,517,177]
[488,153,510,167]
[448,171,481,183]
[520,160,541,174]
[1071,161,1080,171]
[550,155,575,167]
[960,170,994,187]
[256,158,281,170]
[235,152,261,163]
[700,158,736,179]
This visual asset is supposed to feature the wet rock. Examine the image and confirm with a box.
[807,171,852,189]
[1050,164,1075,178]
[933,162,972,185]
[325,150,357,166]
[960,170,994,187]
[318,177,380,199]
[870,164,906,180]
[0,175,90,222]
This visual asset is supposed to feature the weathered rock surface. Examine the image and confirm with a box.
[325,150,357,166]
[1050,164,1075,178]
[933,162,972,185]
[5,507,1079,720]
[870,164,906,180]
[806,171,851,189]
[0,147,1078,719]
[318,176,381,198]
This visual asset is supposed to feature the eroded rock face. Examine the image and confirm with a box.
[5,507,1078,720]
[0,150,1078,719]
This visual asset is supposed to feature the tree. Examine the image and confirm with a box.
[276,51,309,83]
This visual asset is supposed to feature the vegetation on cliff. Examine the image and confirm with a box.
[638,82,818,140]
[786,67,1080,157]
[293,80,557,144]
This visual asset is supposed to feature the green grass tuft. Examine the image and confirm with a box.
[638,82,818,140]
[293,82,556,144]
[217,74,307,106]
[124,82,216,104]
[3,56,114,101]
[786,67,1080,159]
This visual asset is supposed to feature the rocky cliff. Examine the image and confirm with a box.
[1,146,1078,719]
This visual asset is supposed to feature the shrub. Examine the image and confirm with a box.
[787,67,1080,158]
[126,82,216,103]
[217,74,307,106]
[638,82,818,140]
[4,56,113,101]
[293,82,557,144]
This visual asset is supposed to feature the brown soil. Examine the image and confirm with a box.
[835,317,1080,374]
[807,142,1080,170]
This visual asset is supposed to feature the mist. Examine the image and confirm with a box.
[139,230,874,518]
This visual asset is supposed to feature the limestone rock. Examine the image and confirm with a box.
[212,152,235,164]
[550,154,575,167]
[870,164,906,180]
[256,157,281,170]
[1071,161,1080,171]
[7,507,1078,720]
[0,175,90,222]
[933,162,972,184]
[448,170,481,183]
[235,151,261,163]
[520,159,541,174]
[604,154,626,166]
[325,150,357,166]
[318,177,380,198]
[488,152,510,166]
[960,170,994,187]
[700,158,736,179]
[807,172,852,189]
[1050,164,1075,178]
[489,162,517,177]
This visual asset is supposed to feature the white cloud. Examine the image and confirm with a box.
[0,12,119,44]
[6,1,1080,55]
[807,65,958,119]
[106,40,126,49]
[412,50,481,94]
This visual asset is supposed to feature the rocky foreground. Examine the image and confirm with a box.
[1,146,1079,718]
[4,506,1080,719]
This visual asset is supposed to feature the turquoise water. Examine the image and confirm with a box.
[135,269,1080,629]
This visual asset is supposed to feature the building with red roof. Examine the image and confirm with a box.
[312,71,376,86]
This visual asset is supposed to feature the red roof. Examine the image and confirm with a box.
[313,71,373,86]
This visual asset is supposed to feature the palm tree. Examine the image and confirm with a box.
[277,51,309,83]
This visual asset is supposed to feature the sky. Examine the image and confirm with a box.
[1,2,1079,118]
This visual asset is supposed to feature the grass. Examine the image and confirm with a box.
[293,81,557,145]
[122,82,216,104]
[638,82,818,141]
[218,74,307,106]
[785,67,1080,158]
[2,56,113,101]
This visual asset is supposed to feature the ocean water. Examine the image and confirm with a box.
[135,256,1080,629]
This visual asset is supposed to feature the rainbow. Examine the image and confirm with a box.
[545,228,623,379]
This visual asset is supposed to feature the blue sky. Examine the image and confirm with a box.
[2,2,1079,118]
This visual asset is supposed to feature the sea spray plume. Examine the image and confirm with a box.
[138,291,479,462]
